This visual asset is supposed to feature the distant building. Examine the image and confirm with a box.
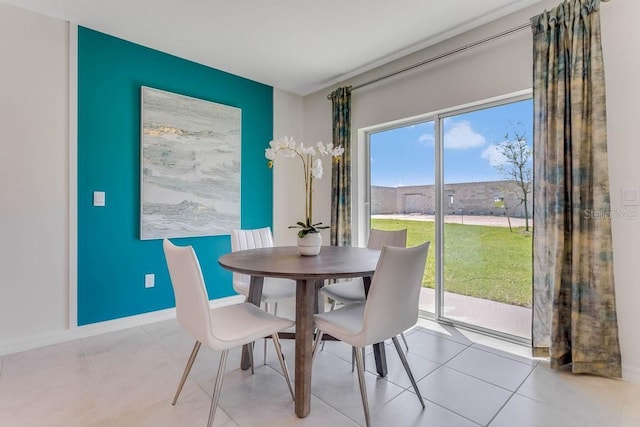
[371,180,529,218]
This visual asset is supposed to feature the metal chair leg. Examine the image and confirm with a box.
[400,332,409,352]
[272,333,295,401]
[264,338,268,365]
[207,349,229,427]
[312,330,324,362]
[264,303,270,365]
[262,303,280,365]
[351,346,366,372]
[172,341,201,405]
[320,300,336,351]
[392,336,425,409]
[352,347,355,372]
[248,341,255,375]
[354,346,371,427]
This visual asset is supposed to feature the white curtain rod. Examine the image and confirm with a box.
[328,0,611,98]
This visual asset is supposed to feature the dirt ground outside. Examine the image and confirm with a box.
[372,213,529,228]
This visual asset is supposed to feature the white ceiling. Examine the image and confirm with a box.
[4,0,545,95]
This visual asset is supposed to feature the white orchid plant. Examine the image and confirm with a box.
[265,136,344,238]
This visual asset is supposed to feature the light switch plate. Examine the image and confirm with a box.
[622,188,640,206]
[93,191,106,207]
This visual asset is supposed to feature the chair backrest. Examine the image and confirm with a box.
[367,228,407,250]
[230,227,275,293]
[163,239,213,344]
[231,227,275,251]
[362,242,430,346]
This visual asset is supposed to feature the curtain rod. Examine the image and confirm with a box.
[327,0,610,99]
[327,23,529,99]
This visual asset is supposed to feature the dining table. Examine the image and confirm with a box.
[218,245,385,418]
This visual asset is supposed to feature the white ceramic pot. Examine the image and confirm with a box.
[296,232,322,256]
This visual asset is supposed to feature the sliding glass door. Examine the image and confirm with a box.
[366,93,533,340]
[369,120,436,315]
[441,98,532,339]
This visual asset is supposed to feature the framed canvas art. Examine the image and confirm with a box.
[140,86,241,239]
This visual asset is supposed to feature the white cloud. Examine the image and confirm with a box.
[481,144,508,167]
[444,121,486,149]
[418,133,434,143]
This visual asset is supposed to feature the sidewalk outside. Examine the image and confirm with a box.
[373,213,528,228]
[419,287,531,339]
[373,213,532,339]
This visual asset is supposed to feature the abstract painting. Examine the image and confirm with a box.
[140,86,241,239]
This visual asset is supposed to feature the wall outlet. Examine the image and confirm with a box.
[145,273,155,288]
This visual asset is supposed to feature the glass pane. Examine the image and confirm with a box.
[369,121,436,314]
[442,99,533,339]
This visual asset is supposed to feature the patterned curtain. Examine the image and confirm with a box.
[531,0,621,377]
[330,87,352,247]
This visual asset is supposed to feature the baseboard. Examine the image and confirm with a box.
[0,295,244,356]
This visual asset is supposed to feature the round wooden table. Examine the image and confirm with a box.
[218,245,384,418]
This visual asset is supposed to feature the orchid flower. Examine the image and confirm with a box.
[265,136,343,237]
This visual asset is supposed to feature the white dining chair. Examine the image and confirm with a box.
[321,228,410,361]
[231,227,297,363]
[163,239,295,427]
[313,242,430,427]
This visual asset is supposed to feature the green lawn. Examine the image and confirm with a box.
[371,218,533,307]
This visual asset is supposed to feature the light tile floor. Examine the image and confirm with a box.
[0,316,638,427]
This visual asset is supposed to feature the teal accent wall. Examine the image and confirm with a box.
[78,27,273,325]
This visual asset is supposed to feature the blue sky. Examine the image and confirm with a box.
[370,98,533,187]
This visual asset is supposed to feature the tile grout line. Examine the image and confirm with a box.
[79,336,118,426]
[484,392,517,427]
[308,347,402,427]
[442,346,540,394]
[401,369,484,426]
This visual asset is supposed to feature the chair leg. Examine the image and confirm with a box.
[207,349,229,427]
[264,338,268,365]
[248,341,255,375]
[312,330,324,362]
[391,336,425,409]
[264,303,270,365]
[272,333,295,401]
[262,303,279,365]
[401,332,409,352]
[354,346,371,427]
[172,341,201,405]
[351,346,366,372]
[320,300,336,352]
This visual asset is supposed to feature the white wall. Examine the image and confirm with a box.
[272,88,336,247]
[600,0,640,383]
[299,0,640,381]
[272,89,305,246]
[0,3,69,346]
